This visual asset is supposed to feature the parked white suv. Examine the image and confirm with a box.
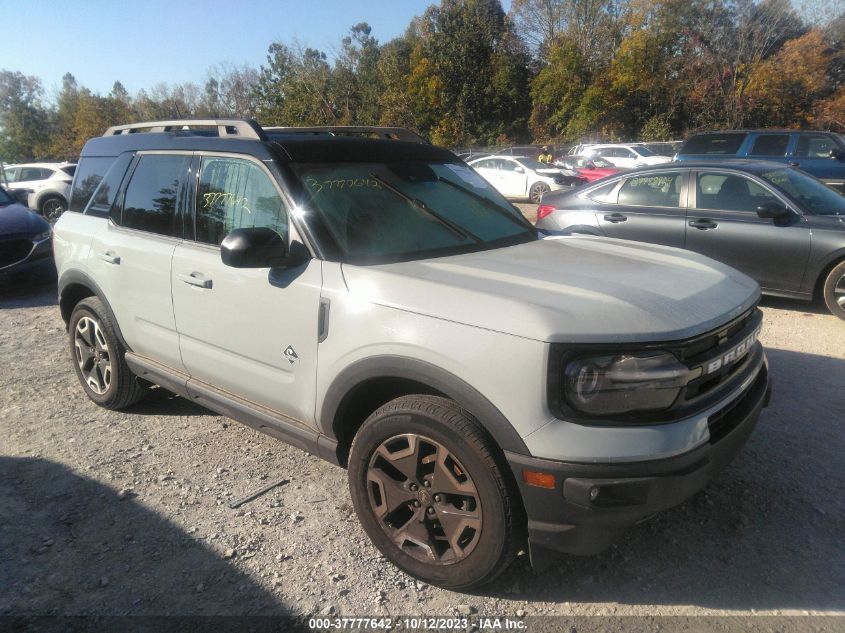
[54,120,770,590]
[3,162,76,221]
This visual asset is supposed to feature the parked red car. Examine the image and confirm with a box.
[559,155,621,182]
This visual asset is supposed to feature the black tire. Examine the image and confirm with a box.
[68,297,147,409]
[39,195,66,223]
[529,182,550,204]
[348,395,523,590]
[822,260,845,320]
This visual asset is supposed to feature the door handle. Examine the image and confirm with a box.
[98,251,120,265]
[603,213,628,223]
[689,219,718,230]
[178,272,213,289]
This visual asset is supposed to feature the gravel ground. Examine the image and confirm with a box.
[1,240,843,623]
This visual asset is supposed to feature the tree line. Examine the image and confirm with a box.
[1,0,843,163]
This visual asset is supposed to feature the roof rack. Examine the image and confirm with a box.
[104,119,267,141]
[263,126,428,144]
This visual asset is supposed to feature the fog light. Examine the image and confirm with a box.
[589,487,600,501]
[522,470,556,489]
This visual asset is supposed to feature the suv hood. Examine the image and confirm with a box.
[341,237,760,343]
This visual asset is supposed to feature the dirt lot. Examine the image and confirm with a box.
[1,255,844,623]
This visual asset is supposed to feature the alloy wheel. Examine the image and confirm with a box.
[42,198,65,222]
[74,316,112,394]
[366,433,483,565]
[836,273,845,308]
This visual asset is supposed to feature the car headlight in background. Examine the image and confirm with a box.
[32,230,51,243]
[563,351,696,416]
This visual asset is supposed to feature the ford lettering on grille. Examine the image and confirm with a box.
[704,327,761,375]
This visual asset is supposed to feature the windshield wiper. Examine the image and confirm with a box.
[436,176,535,232]
[369,173,480,242]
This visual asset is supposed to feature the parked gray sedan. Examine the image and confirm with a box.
[535,161,845,319]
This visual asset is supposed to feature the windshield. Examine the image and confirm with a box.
[759,169,845,216]
[632,145,655,157]
[511,157,547,171]
[293,161,536,263]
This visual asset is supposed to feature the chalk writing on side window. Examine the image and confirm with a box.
[203,192,251,213]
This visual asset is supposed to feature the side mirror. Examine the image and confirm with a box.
[221,227,294,268]
[756,201,791,220]
[514,166,525,174]
[830,148,844,160]
[586,162,596,169]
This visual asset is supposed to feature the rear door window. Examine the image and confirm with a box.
[121,154,190,237]
[748,134,790,157]
[618,172,684,207]
[194,156,288,246]
[681,133,745,155]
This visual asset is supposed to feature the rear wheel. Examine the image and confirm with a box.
[348,395,522,590]
[39,195,66,223]
[822,260,845,320]
[529,182,550,204]
[69,297,148,409]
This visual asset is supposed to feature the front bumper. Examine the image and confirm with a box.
[0,237,55,279]
[506,359,770,562]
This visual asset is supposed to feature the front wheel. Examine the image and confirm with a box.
[529,182,550,204]
[348,395,523,590]
[822,260,845,320]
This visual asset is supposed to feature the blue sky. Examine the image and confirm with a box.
[1,0,511,100]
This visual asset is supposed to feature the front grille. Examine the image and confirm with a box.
[707,365,767,444]
[0,239,33,268]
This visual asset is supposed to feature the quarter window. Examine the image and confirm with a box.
[795,135,837,158]
[618,172,684,207]
[122,154,189,237]
[70,157,116,212]
[696,172,780,212]
[587,181,618,204]
[195,157,288,246]
[749,135,790,157]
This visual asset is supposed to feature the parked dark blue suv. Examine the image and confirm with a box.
[675,130,845,193]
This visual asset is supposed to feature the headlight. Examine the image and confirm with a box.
[32,230,51,243]
[563,351,691,416]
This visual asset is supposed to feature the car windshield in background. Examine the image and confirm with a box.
[760,169,845,216]
[632,145,655,157]
[516,157,548,171]
[293,161,536,263]
[579,157,613,168]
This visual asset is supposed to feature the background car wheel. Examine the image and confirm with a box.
[822,260,845,320]
[529,182,550,204]
[69,297,148,409]
[39,195,66,223]
[348,395,523,590]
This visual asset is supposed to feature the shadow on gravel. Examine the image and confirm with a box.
[0,278,57,309]
[124,386,214,418]
[0,456,290,617]
[479,348,845,613]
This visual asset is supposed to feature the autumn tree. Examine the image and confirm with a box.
[0,70,50,162]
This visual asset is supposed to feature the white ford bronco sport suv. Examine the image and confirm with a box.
[54,120,770,590]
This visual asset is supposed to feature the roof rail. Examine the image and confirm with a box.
[104,119,267,141]
[263,126,429,144]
